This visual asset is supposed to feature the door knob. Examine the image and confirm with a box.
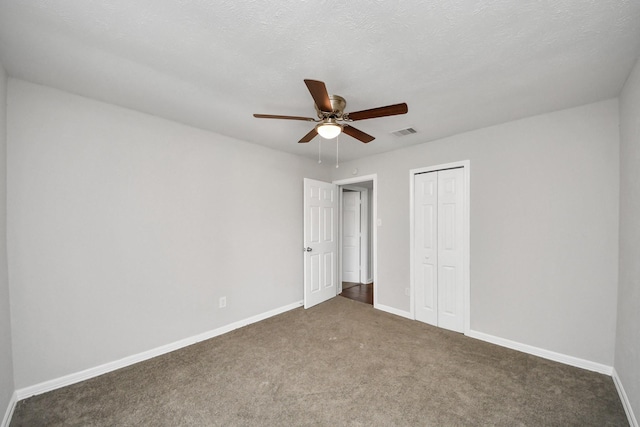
[304,247,312,252]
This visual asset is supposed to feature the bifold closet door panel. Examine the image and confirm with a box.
[414,171,438,326]
[436,168,464,333]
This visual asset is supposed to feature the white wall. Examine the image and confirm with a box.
[617,56,640,422]
[6,79,330,389]
[1,74,627,398]
[0,64,15,423]
[332,100,620,366]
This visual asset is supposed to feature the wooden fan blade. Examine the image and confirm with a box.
[343,125,375,143]
[304,79,332,112]
[347,103,408,121]
[253,114,316,121]
[299,128,318,143]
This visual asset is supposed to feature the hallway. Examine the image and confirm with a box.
[340,282,373,305]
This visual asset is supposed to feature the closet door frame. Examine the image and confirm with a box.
[409,160,470,334]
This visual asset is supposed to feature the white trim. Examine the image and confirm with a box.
[337,186,343,294]
[375,304,413,320]
[359,189,369,284]
[467,329,613,375]
[333,174,377,186]
[15,300,303,400]
[409,161,471,333]
[333,175,377,307]
[613,368,639,427]
[1,391,17,427]
[341,185,366,192]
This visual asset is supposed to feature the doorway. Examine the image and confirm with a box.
[334,175,377,306]
[410,161,470,333]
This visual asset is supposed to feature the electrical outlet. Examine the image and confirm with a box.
[219,296,227,308]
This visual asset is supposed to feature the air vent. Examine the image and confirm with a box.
[391,127,417,137]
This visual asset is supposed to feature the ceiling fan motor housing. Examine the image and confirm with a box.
[315,95,346,119]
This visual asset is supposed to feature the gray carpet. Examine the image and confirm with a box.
[11,297,628,426]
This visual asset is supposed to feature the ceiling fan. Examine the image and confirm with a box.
[253,79,408,144]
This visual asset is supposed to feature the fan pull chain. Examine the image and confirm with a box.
[335,135,340,168]
[318,137,322,164]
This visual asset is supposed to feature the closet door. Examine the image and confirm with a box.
[414,168,465,333]
[414,172,438,326]
[436,168,464,332]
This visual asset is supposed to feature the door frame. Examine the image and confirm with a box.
[409,161,470,334]
[334,174,378,307]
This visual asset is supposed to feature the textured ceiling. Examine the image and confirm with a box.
[1,1,640,163]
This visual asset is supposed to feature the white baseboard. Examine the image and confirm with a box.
[16,300,303,401]
[1,391,17,427]
[613,368,638,427]
[375,303,413,320]
[466,329,612,375]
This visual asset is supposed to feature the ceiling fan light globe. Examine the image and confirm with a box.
[317,123,342,139]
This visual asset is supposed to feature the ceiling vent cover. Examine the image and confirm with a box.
[391,127,417,137]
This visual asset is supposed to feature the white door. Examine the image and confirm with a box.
[414,172,438,325]
[304,178,338,309]
[436,168,464,332]
[342,191,361,283]
[414,168,465,332]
